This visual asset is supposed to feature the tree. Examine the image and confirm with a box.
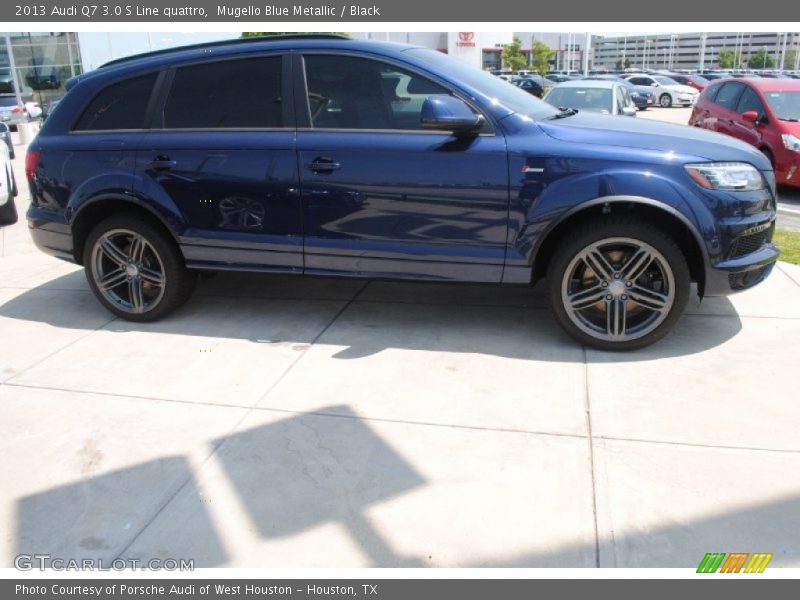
[501,36,527,74]
[748,48,775,69]
[624,57,631,69]
[783,48,798,70]
[716,48,744,70]
[529,39,555,77]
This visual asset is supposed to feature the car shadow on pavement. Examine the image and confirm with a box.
[15,406,427,568]
[0,270,742,363]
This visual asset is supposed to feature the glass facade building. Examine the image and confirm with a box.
[1,32,82,112]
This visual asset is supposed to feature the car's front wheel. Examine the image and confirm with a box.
[84,214,196,321]
[659,93,672,108]
[547,217,690,351]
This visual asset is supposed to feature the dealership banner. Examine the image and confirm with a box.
[2,0,800,22]
[4,579,800,599]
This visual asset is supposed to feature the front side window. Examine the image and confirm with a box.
[736,86,766,117]
[74,73,157,131]
[163,56,283,129]
[303,54,456,130]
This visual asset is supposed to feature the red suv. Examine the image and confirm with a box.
[690,78,800,187]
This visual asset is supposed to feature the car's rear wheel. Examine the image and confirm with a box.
[547,217,690,351]
[84,214,196,321]
[659,93,672,108]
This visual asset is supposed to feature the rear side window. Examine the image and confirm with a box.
[713,82,744,110]
[74,73,157,131]
[164,56,283,129]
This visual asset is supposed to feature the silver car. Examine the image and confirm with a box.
[543,79,638,116]
[0,95,29,128]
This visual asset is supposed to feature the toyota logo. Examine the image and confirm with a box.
[458,32,475,42]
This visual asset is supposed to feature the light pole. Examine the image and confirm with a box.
[763,45,768,69]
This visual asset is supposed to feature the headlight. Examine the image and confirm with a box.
[783,134,800,152]
[685,162,766,191]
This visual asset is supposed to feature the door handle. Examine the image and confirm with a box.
[306,157,340,173]
[149,156,176,170]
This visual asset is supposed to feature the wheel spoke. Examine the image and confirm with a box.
[139,266,164,287]
[605,298,627,339]
[97,268,127,291]
[620,247,652,281]
[128,234,146,264]
[567,285,606,310]
[129,278,145,313]
[629,285,669,312]
[99,237,128,267]
[583,247,614,281]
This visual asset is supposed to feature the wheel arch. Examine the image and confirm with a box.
[70,194,182,265]
[531,196,709,296]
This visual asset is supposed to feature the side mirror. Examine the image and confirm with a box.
[621,105,637,117]
[741,110,759,123]
[651,82,659,87]
[420,95,483,135]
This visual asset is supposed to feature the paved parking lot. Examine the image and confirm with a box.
[2,121,800,568]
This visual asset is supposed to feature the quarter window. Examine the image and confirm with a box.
[164,56,283,129]
[303,55,456,130]
[74,73,157,131]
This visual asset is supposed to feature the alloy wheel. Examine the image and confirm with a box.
[561,237,675,342]
[90,228,166,314]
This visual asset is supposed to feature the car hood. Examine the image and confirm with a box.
[778,119,800,136]
[536,111,772,168]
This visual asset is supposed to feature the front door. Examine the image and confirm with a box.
[296,53,510,283]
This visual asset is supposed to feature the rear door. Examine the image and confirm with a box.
[135,54,302,272]
[296,53,510,282]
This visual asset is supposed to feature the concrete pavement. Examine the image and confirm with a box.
[2,131,800,568]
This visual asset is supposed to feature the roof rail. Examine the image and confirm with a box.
[99,34,350,68]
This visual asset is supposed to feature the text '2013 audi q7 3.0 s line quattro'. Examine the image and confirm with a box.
[26,35,780,350]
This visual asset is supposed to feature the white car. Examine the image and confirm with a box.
[625,74,699,108]
[0,142,17,225]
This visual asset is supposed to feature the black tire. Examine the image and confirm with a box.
[83,213,196,321]
[546,216,690,351]
[0,166,17,225]
[659,93,672,108]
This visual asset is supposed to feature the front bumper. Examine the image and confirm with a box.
[705,242,780,296]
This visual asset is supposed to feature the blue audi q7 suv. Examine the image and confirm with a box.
[25,35,780,350]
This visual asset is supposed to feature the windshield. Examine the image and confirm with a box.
[544,87,613,112]
[693,75,710,84]
[654,76,679,86]
[763,91,800,121]
[405,48,558,120]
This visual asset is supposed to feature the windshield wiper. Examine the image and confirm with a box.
[779,117,799,122]
[547,107,579,120]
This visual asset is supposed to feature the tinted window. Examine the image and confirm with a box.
[164,57,282,129]
[713,82,744,110]
[74,73,156,131]
[304,55,454,130]
[0,96,19,107]
[629,77,652,86]
[545,87,613,112]
[736,86,765,116]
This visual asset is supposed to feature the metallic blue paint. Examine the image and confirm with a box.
[27,38,779,296]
